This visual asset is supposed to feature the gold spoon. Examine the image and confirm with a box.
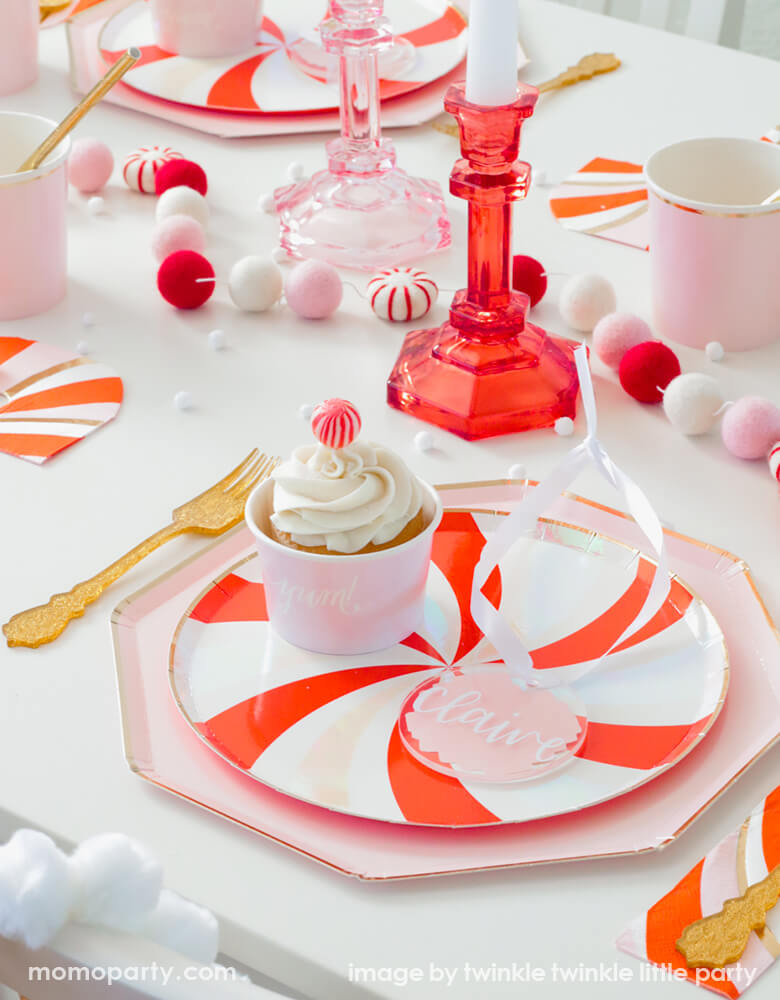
[433,53,622,137]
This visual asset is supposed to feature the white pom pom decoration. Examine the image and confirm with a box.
[258,192,276,214]
[156,186,209,228]
[87,196,106,216]
[286,161,306,182]
[768,442,780,484]
[143,890,219,964]
[69,834,163,933]
[555,416,575,436]
[299,403,316,421]
[82,312,95,328]
[507,463,526,481]
[414,430,435,452]
[559,273,617,333]
[174,391,194,411]
[208,328,227,351]
[123,145,183,194]
[662,373,724,436]
[76,340,89,355]
[0,830,72,950]
[367,267,438,322]
[228,256,283,312]
[705,341,725,362]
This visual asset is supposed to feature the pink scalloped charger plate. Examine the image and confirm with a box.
[169,509,729,828]
[98,0,468,115]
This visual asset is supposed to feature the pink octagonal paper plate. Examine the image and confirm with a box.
[111,481,780,880]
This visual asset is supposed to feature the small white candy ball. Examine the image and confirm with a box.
[271,246,288,264]
[299,403,316,421]
[82,311,95,328]
[208,328,227,351]
[174,391,193,411]
[69,834,163,933]
[662,373,724,435]
[554,416,575,436]
[559,273,617,332]
[258,192,276,213]
[507,463,526,481]
[0,830,72,950]
[144,890,219,964]
[87,196,106,216]
[228,256,283,312]
[76,340,89,355]
[414,430,435,452]
[705,341,725,362]
[286,161,306,182]
[156,185,209,228]
[531,167,549,187]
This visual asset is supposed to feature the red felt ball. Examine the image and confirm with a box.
[157,251,215,309]
[512,254,548,307]
[619,341,681,404]
[155,158,208,197]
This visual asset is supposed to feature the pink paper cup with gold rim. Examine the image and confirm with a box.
[0,112,70,321]
[645,137,780,352]
[245,478,443,655]
[150,0,264,58]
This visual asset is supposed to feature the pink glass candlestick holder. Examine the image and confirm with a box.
[387,83,579,439]
[274,0,450,271]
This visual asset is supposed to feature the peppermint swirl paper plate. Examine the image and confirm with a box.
[169,510,729,828]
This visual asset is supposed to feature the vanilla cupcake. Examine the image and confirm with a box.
[245,399,442,655]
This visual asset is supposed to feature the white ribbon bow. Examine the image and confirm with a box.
[471,346,670,689]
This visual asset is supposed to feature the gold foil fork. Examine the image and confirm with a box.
[3,450,278,649]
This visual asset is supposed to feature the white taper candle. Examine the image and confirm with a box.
[465,0,519,106]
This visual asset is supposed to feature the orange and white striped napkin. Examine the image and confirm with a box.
[618,785,780,997]
[0,337,123,464]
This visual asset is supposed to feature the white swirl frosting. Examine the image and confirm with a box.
[270,441,424,554]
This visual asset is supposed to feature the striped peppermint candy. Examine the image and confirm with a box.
[367,267,438,323]
[769,442,780,484]
[311,399,361,449]
[123,145,183,194]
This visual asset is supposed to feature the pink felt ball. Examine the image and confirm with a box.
[151,214,206,263]
[157,251,215,310]
[512,254,547,307]
[619,341,681,404]
[68,138,114,194]
[593,313,653,370]
[155,158,208,197]
[285,260,343,320]
[720,396,780,460]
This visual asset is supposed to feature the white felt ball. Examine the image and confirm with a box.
[705,341,725,362]
[414,430,435,452]
[299,403,316,421]
[286,161,305,182]
[258,192,277,213]
[208,328,227,351]
[663,373,724,435]
[143,890,219,964]
[156,186,209,228]
[367,267,438,322]
[229,256,283,313]
[76,340,89,355]
[82,311,95,328]
[87,196,106,216]
[69,834,163,933]
[0,830,72,950]
[271,246,288,264]
[507,463,526,481]
[559,273,617,332]
[174,391,194,411]
[554,416,575,436]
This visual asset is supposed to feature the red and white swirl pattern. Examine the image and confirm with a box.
[171,510,728,828]
[123,145,183,193]
[769,443,780,485]
[367,267,439,322]
[310,399,361,449]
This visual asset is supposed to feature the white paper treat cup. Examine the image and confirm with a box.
[245,478,443,655]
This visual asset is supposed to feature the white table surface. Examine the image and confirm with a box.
[1,2,779,998]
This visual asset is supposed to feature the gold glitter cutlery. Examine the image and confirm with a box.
[3,450,278,649]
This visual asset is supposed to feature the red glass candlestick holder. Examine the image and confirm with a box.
[387,83,579,439]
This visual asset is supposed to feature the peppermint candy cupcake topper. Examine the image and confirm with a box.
[311,399,361,450]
